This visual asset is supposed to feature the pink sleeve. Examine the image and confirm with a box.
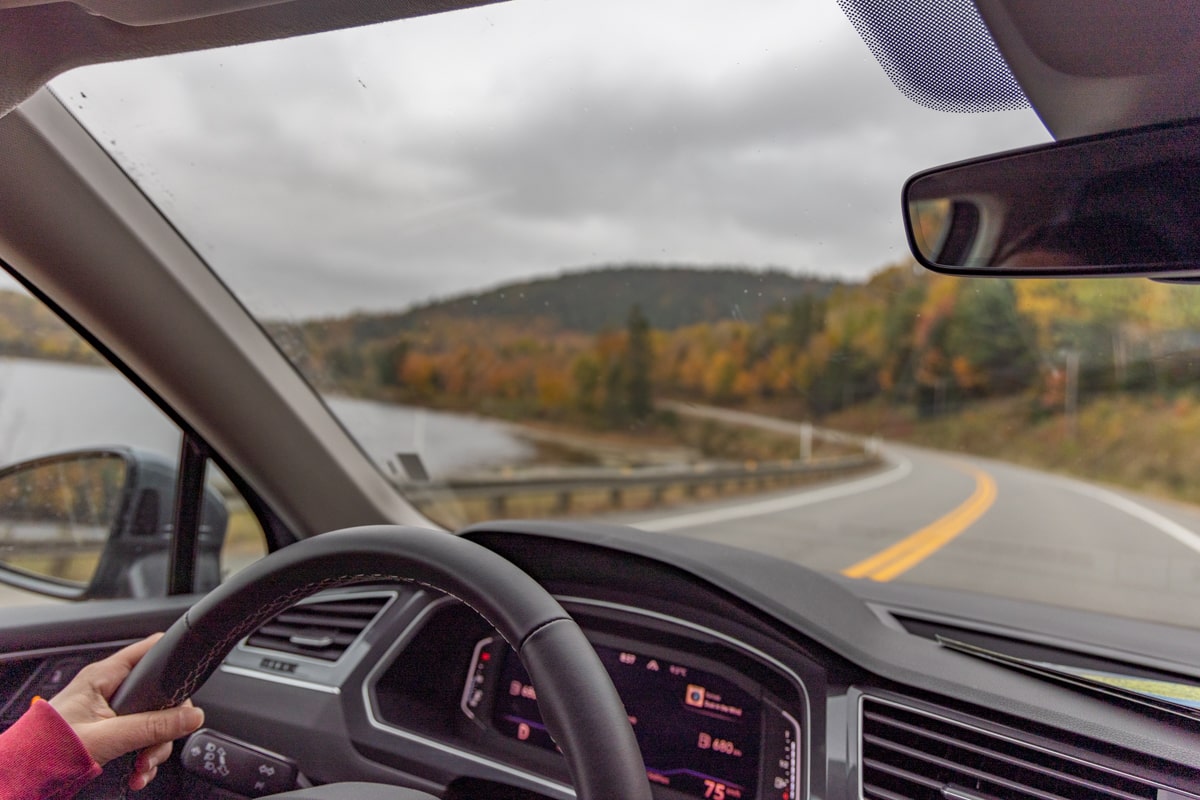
[0,700,102,800]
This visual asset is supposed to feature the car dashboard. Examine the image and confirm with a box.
[7,521,1200,800]
[339,588,809,800]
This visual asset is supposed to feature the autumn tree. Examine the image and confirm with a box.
[784,294,825,348]
[571,354,602,415]
[374,339,409,387]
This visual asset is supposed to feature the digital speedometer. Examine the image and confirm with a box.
[463,637,802,800]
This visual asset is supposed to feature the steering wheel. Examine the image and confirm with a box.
[96,526,653,800]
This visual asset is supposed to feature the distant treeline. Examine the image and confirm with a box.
[8,261,1200,430]
[0,290,101,365]
[302,265,841,337]
[282,262,1200,426]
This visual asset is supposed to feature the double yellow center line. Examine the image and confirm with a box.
[842,464,997,582]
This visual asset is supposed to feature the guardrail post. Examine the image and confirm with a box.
[609,487,622,508]
[490,495,507,517]
[555,491,571,514]
[800,421,813,462]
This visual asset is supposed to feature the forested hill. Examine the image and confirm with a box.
[307,266,841,339]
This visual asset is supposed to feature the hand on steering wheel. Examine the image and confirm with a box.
[50,635,205,791]
[102,526,652,800]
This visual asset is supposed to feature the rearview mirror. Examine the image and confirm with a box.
[0,448,227,600]
[903,118,1200,278]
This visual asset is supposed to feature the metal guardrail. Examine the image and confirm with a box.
[0,541,104,556]
[399,453,879,516]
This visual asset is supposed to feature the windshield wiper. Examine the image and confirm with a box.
[936,635,1200,721]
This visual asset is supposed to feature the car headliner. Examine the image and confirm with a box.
[2,0,1200,137]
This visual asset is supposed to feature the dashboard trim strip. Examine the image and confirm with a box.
[217,664,341,695]
[0,639,138,664]
[856,692,1200,800]
[362,593,812,800]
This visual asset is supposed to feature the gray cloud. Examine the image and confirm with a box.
[51,0,1049,318]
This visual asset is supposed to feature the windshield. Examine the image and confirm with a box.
[25,0,1200,629]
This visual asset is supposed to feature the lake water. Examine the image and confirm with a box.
[0,358,533,477]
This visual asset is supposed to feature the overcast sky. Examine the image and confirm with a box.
[48,0,1049,319]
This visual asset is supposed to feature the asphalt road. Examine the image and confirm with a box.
[7,405,1200,631]
[610,408,1200,630]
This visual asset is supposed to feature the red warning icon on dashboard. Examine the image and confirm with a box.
[685,684,707,707]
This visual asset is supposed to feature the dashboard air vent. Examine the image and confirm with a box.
[245,593,392,662]
[860,697,1158,800]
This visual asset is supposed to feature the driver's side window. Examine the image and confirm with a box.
[0,281,266,606]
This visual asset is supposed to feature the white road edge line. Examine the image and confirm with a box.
[1054,479,1200,557]
[631,456,914,532]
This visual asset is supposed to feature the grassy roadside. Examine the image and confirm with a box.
[502,412,855,471]
[823,393,1200,506]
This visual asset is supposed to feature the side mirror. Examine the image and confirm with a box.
[904,117,1200,278]
[0,448,227,600]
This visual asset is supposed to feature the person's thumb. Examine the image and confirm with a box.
[83,705,205,765]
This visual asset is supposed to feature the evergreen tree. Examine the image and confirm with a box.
[626,304,653,420]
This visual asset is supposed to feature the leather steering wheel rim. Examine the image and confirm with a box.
[106,525,652,800]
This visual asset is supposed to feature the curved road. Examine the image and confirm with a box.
[614,407,1200,630]
[7,404,1200,631]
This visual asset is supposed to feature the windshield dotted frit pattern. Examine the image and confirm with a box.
[837,0,1029,113]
